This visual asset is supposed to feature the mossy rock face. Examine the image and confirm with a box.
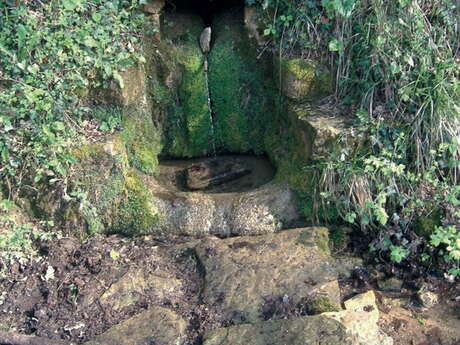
[111,169,160,236]
[278,58,333,101]
[157,13,215,157]
[68,136,161,236]
[209,10,277,154]
[122,107,161,175]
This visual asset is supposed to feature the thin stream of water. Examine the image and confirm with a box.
[204,59,217,156]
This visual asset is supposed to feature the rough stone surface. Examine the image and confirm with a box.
[147,179,300,236]
[203,315,352,345]
[92,65,147,106]
[185,158,251,190]
[279,58,332,101]
[286,103,356,160]
[100,268,183,311]
[195,228,340,324]
[417,289,439,308]
[203,291,393,345]
[378,277,403,292]
[84,307,187,345]
[140,0,164,14]
[324,290,394,345]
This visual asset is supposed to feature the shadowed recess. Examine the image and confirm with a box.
[164,0,245,26]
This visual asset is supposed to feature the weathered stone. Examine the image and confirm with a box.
[378,277,403,292]
[100,268,183,311]
[417,289,439,308]
[139,0,164,14]
[185,158,251,190]
[84,307,187,345]
[324,290,394,345]
[203,315,352,345]
[287,103,356,160]
[203,291,392,345]
[148,180,300,236]
[335,256,364,279]
[279,58,332,101]
[200,27,212,54]
[195,228,340,324]
[244,6,267,46]
[92,65,146,106]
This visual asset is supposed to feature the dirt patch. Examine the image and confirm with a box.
[0,235,220,344]
[0,233,459,345]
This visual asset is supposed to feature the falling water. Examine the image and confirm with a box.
[200,27,217,156]
[204,64,217,156]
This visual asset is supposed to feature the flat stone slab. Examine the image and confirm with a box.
[203,314,351,345]
[195,227,340,324]
[203,291,393,345]
[100,268,183,311]
[84,307,187,345]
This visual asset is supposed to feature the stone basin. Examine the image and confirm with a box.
[142,155,301,236]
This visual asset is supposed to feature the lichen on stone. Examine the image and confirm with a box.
[307,296,341,314]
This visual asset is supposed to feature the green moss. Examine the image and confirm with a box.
[208,14,276,154]
[178,44,214,156]
[307,297,340,314]
[122,108,161,175]
[156,14,215,158]
[73,142,107,162]
[112,169,160,236]
[285,58,317,81]
[280,58,333,100]
[314,227,331,255]
[296,228,331,255]
[155,36,214,157]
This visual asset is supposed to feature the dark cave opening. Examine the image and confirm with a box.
[165,0,245,27]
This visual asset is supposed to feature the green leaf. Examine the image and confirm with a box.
[92,12,102,23]
[328,38,343,52]
[84,36,97,48]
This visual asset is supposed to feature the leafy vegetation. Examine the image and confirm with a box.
[251,0,459,276]
[0,0,146,195]
[0,199,56,271]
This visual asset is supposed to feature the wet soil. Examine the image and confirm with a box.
[0,233,459,345]
[0,235,221,344]
[157,155,276,193]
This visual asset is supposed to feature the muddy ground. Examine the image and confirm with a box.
[0,234,459,345]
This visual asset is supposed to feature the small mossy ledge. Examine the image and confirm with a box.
[277,58,333,101]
